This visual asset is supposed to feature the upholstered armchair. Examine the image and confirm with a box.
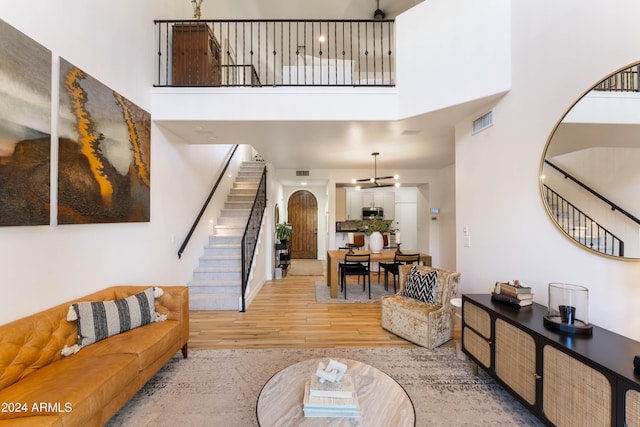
[381,265,461,349]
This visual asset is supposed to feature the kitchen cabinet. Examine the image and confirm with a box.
[335,187,346,222]
[345,189,395,219]
[346,190,362,220]
[381,192,395,219]
[462,294,639,426]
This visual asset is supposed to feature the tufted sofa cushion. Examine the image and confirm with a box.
[0,353,138,422]
[0,286,188,427]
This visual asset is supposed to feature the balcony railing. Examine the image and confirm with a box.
[154,19,395,87]
[543,184,624,257]
[593,64,640,92]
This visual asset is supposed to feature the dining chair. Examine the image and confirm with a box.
[340,253,371,300]
[379,253,421,292]
[338,234,365,251]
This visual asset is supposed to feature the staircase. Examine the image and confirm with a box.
[188,162,264,310]
[543,185,623,257]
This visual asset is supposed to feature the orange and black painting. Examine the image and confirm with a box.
[0,19,52,226]
[58,59,150,224]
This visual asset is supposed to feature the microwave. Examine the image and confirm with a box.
[362,207,383,218]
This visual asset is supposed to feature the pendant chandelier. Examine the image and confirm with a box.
[351,152,399,190]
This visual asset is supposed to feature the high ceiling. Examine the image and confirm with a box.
[159,98,496,172]
[249,0,423,20]
[160,0,489,176]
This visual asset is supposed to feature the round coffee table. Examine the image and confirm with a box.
[256,358,415,426]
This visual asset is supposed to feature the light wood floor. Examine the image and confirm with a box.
[189,273,461,350]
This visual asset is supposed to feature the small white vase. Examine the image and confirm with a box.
[369,231,384,254]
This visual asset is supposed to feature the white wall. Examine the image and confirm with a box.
[0,1,239,324]
[395,0,511,118]
[426,165,456,271]
[455,0,640,340]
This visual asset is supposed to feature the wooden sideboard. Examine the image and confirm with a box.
[172,23,221,86]
[462,293,640,427]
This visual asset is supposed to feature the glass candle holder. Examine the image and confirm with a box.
[544,283,592,335]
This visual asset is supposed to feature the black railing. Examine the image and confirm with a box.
[593,64,640,92]
[544,160,640,226]
[241,166,267,312]
[543,185,624,256]
[154,19,395,87]
[178,144,239,259]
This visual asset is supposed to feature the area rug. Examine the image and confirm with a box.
[315,280,396,303]
[106,347,544,427]
[287,259,325,276]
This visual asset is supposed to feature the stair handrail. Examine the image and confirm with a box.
[178,144,240,259]
[543,184,624,256]
[544,160,640,226]
[241,165,267,312]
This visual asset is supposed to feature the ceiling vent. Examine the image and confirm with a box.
[296,170,310,177]
[472,110,494,134]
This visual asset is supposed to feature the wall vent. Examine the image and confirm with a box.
[472,110,494,134]
[296,170,310,176]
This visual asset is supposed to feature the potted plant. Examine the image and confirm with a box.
[357,216,395,254]
[275,222,295,243]
[356,216,395,235]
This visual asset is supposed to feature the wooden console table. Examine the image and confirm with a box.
[326,250,431,299]
[462,293,640,427]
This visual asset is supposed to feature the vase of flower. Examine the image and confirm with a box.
[369,231,384,254]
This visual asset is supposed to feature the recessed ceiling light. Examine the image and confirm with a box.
[195,126,212,134]
[319,35,325,43]
[301,182,307,186]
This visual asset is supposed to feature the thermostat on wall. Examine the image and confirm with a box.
[430,208,440,215]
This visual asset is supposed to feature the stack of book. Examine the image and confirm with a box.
[491,281,534,307]
[303,374,361,418]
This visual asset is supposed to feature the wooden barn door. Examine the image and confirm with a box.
[288,190,318,259]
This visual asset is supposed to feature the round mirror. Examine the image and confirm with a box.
[541,62,640,259]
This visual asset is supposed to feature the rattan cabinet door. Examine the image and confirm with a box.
[543,345,612,427]
[626,389,640,427]
[462,326,491,368]
[463,301,491,338]
[462,301,492,368]
[495,319,537,405]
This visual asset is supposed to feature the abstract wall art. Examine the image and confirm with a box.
[0,19,52,226]
[58,58,151,224]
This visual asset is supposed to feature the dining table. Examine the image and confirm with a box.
[326,249,432,298]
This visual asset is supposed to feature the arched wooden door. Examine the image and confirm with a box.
[288,190,318,259]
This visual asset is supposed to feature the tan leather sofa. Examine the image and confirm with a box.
[0,286,189,427]
[381,265,460,349]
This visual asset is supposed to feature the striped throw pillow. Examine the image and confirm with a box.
[401,267,438,303]
[71,287,158,347]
